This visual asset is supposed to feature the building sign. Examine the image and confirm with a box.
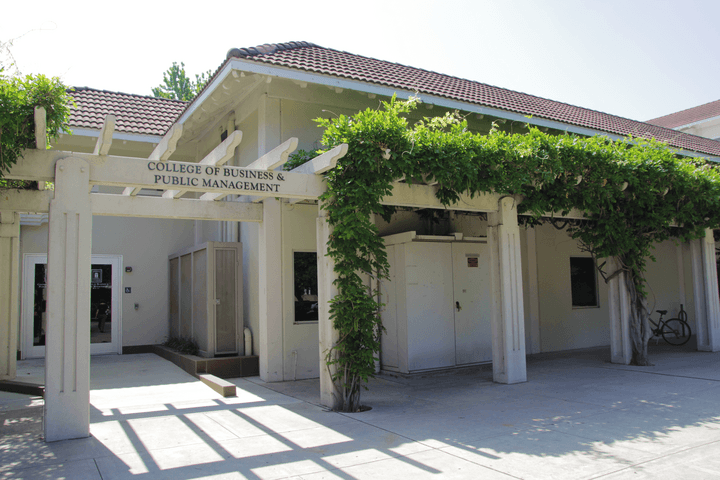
[147,162,285,193]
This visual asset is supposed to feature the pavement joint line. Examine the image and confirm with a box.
[332,410,530,479]
[433,445,525,479]
[93,458,104,480]
[586,437,720,479]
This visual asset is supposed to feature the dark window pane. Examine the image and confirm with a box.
[571,257,598,307]
[294,252,319,322]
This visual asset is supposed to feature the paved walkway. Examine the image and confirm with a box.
[2,344,720,479]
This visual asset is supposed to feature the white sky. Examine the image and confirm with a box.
[2,0,718,122]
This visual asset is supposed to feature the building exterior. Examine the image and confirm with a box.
[648,99,720,140]
[2,42,720,441]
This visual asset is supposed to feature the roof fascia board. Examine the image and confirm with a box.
[70,128,160,144]
[177,62,238,126]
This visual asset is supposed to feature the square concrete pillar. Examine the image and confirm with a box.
[44,157,92,442]
[0,211,21,380]
[258,198,283,381]
[257,93,284,382]
[691,229,720,352]
[607,257,632,364]
[487,197,527,384]
[317,202,339,409]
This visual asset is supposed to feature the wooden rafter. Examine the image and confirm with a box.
[92,115,116,156]
[122,123,183,196]
[34,107,46,150]
[200,137,298,202]
[163,130,243,199]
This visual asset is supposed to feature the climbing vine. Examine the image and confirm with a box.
[312,97,720,411]
[0,73,72,188]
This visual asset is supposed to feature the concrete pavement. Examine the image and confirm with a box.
[2,344,720,479]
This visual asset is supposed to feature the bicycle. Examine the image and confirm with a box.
[649,304,692,346]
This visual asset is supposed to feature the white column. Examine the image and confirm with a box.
[317,201,339,409]
[607,257,632,364]
[691,229,720,352]
[44,157,92,442]
[257,93,284,381]
[0,211,21,380]
[258,198,283,381]
[487,197,527,384]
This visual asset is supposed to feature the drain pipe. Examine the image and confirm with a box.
[243,327,252,356]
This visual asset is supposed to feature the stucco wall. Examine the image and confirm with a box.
[534,223,610,352]
[19,216,196,349]
[281,203,320,379]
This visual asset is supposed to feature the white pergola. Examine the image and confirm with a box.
[1,108,719,442]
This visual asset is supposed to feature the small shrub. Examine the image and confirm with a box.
[163,336,199,356]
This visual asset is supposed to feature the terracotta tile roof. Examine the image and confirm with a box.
[647,99,720,129]
[217,42,720,157]
[68,87,186,136]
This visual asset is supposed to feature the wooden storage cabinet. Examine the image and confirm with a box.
[169,242,243,357]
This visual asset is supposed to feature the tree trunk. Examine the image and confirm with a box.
[624,268,652,366]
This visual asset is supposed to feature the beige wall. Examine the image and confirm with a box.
[678,117,720,140]
[281,203,320,379]
[534,223,610,352]
[240,221,260,356]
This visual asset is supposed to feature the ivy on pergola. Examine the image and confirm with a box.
[306,97,720,412]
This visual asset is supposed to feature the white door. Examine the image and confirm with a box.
[405,242,456,370]
[452,242,493,365]
[22,254,122,358]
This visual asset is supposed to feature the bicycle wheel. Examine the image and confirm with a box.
[661,318,692,346]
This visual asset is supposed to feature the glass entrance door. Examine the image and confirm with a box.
[22,254,121,358]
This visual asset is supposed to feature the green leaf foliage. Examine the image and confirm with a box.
[152,62,211,102]
[317,97,720,405]
[0,73,72,186]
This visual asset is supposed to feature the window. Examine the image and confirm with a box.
[294,252,319,322]
[570,257,598,307]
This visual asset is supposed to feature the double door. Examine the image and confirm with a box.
[381,240,492,373]
[22,254,121,358]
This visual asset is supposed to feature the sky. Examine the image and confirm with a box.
[2,0,719,123]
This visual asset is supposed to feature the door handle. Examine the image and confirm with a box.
[456,301,461,312]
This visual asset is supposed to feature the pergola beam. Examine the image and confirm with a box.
[0,189,262,222]
[0,189,54,212]
[286,144,348,204]
[381,183,502,212]
[290,144,348,175]
[91,193,262,221]
[5,150,325,201]
[92,115,116,156]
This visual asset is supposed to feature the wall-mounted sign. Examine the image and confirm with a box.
[91,269,103,284]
